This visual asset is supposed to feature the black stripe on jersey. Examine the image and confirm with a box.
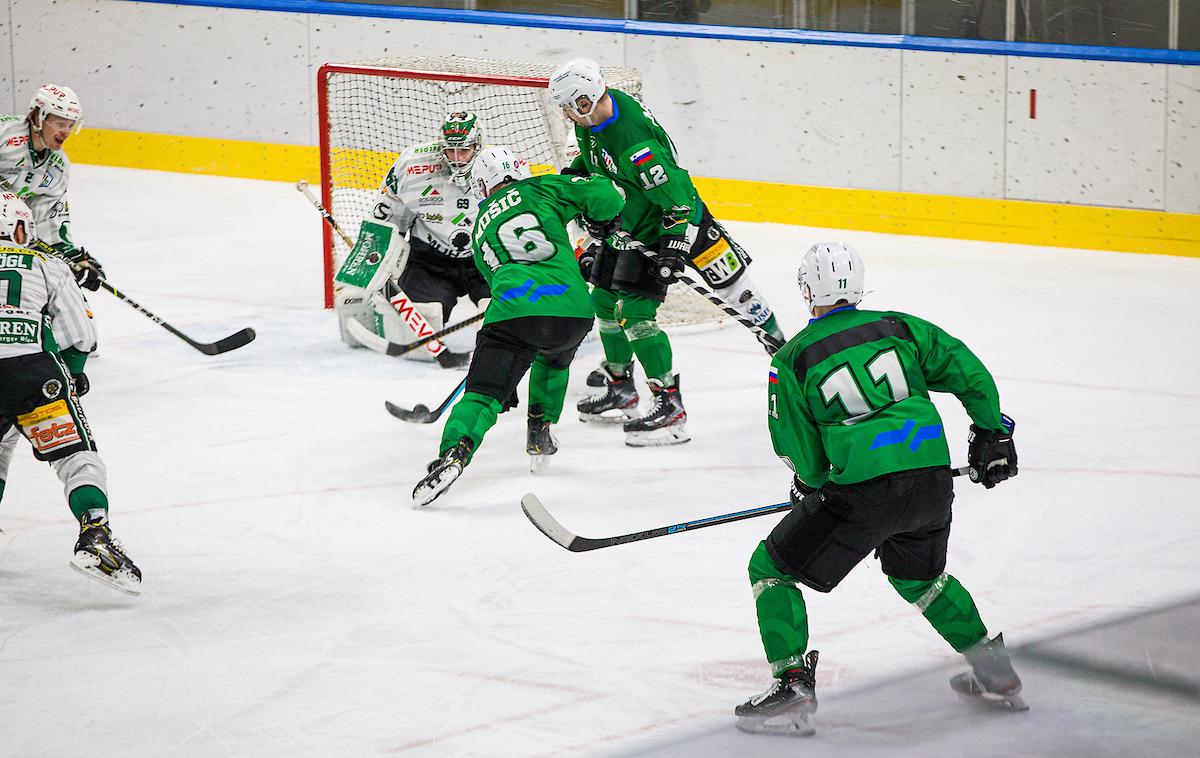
[793,316,913,376]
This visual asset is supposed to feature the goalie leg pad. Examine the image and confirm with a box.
[711,272,776,328]
[688,206,751,290]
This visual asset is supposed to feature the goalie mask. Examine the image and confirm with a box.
[28,83,83,132]
[0,192,36,248]
[440,112,482,182]
[798,242,865,312]
[549,59,606,123]
[473,147,531,199]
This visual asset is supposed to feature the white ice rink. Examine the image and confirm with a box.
[1,166,1198,757]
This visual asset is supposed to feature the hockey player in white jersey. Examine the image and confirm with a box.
[0,84,106,291]
[337,113,488,369]
[0,193,140,595]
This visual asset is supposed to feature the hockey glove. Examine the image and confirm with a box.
[70,372,90,397]
[789,476,816,508]
[66,247,106,291]
[651,236,689,285]
[968,414,1017,489]
[580,213,621,242]
[577,241,600,280]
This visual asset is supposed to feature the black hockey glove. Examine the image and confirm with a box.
[968,414,1017,489]
[66,247,106,291]
[789,476,816,508]
[560,164,589,178]
[70,372,90,397]
[580,213,621,242]
[577,241,600,280]
[651,236,689,285]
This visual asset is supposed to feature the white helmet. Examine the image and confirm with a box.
[549,59,606,121]
[473,146,531,199]
[798,242,865,311]
[29,83,82,130]
[0,192,36,248]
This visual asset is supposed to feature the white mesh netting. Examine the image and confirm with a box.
[319,56,725,328]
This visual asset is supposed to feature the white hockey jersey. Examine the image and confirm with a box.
[0,245,96,360]
[371,141,477,260]
[0,116,73,249]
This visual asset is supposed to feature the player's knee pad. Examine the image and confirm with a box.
[711,273,775,327]
[51,450,108,496]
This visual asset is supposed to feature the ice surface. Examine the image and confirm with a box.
[1,166,1197,757]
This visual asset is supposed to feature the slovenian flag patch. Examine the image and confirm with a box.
[768,368,778,385]
[631,147,654,166]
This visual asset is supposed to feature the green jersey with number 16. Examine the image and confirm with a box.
[768,306,1006,489]
[473,173,624,325]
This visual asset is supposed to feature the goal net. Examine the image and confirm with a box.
[317,56,725,328]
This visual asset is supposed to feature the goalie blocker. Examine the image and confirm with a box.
[334,218,474,366]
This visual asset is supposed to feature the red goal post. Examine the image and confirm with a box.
[317,56,724,328]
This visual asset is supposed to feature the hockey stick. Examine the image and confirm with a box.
[522,466,973,552]
[612,232,784,353]
[384,377,467,423]
[295,180,484,357]
[30,240,256,355]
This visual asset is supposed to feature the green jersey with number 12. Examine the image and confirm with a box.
[473,173,623,325]
[768,306,1006,488]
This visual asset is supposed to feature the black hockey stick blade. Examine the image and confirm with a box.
[384,378,467,424]
[185,327,257,355]
[521,467,973,553]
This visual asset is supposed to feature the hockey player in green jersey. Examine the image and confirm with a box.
[736,242,1023,736]
[548,58,786,447]
[411,147,624,507]
[0,193,140,595]
[0,84,106,291]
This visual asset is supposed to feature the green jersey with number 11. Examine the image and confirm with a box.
[768,306,1006,489]
[473,173,623,325]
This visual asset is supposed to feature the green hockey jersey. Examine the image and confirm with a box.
[473,173,623,325]
[768,307,1006,488]
[568,89,700,245]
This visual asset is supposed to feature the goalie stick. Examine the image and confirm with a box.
[30,239,256,355]
[384,378,467,424]
[296,180,483,358]
[522,466,973,552]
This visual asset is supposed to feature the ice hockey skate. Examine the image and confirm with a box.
[950,633,1029,711]
[526,406,559,473]
[735,650,819,736]
[623,376,689,446]
[412,437,473,507]
[434,349,472,369]
[70,511,142,596]
[577,363,639,424]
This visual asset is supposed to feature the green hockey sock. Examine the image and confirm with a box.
[439,391,503,461]
[528,355,569,424]
[889,574,988,652]
[614,292,672,382]
[0,479,5,504]
[68,485,108,522]
[592,287,635,367]
[762,313,785,341]
[749,541,811,676]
